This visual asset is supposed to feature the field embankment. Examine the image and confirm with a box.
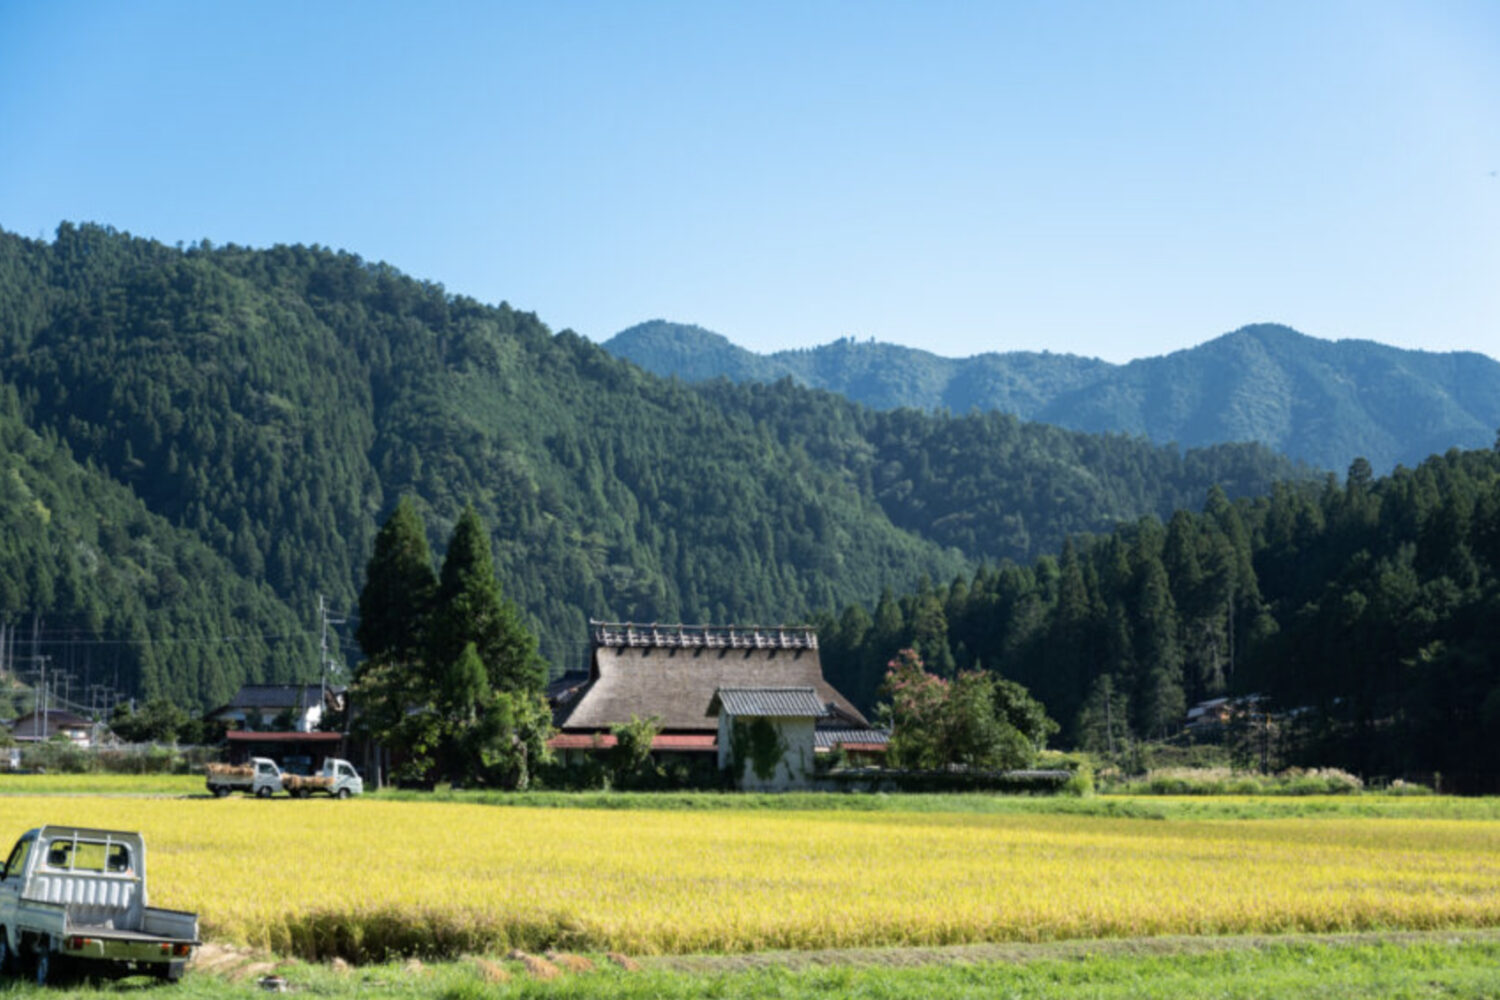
[15,933,1500,998]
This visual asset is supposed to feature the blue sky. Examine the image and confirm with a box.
[2,1,1497,362]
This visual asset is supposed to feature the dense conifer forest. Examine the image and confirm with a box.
[817,448,1500,786]
[0,224,1298,709]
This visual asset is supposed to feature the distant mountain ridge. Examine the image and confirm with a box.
[604,321,1500,472]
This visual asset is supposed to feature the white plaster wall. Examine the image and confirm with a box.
[731,716,816,791]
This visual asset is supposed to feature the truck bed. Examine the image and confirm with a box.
[66,924,195,945]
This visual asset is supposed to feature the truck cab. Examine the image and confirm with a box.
[0,826,198,984]
[249,757,284,797]
[323,758,363,798]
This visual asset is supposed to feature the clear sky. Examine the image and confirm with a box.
[2,1,1497,362]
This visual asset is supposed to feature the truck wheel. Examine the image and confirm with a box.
[211,785,230,798]
[256,785,272,799]
[337,787,351,799]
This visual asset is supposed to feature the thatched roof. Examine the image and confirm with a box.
[556,623,868,732]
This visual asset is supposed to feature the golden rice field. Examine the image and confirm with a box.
[2,796,1499,960]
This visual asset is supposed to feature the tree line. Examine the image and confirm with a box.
[817,447,1500,785]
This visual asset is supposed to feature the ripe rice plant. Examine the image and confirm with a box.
[2,796,1498,960]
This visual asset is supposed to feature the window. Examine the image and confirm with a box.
[41,839,132,873]
[3,838,31,880]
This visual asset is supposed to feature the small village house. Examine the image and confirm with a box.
[205,684,342,734]
[548,621,886,789]
[8,709,102,747]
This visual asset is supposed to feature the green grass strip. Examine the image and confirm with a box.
[16,934,1500,999]
[374,787,1500,821]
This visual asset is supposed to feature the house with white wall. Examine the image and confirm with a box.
[547,622,886,788]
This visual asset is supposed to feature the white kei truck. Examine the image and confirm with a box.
[205,757,363,798]
[280,758,364,798]
[0,825,199,985]
[204,756,284,798]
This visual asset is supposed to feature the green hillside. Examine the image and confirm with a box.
[0,385,313,709]
[606,320,1500,473]
[0,224,1301,706]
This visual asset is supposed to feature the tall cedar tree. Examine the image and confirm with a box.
[353,498,440,770]
[356,497,437,664]
[429,506,547,695]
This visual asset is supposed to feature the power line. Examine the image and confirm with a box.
[0,630,320,647]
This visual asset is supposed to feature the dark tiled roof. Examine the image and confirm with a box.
[228,685,324,711]
[546,672,592,727]
[225,731,344,743]
[556,631,867,732]
[12,709,92,729]
[709,687,828,718]
[815,728,891,749]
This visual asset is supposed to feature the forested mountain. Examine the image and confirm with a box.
[817,446,1500,787]
[699,380,1301,566]
[606,320,1500,473]
[0,224,1298,708]
[0,385,313,709]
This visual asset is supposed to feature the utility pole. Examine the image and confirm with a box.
[1103,677,1116,757]
[1226,573,1235,685]
[31,615,45,741]
[317,595,346,701]
[1259,696,1270,775]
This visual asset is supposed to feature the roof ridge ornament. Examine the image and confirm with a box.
[588,620,818,651]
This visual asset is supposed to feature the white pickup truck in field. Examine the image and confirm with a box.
[205,757,363,798]
[0,826,199,985]
[204,756,284,797]
[280,758,363,798]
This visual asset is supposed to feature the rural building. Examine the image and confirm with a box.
[708,687,826,790]
[205,684,344,734]
[1185,697,1233,733]
[547,621,886,788]
[8,709,101,746]
[223,731,347,775]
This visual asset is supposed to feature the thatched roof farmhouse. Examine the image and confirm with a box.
[547,622,887,785]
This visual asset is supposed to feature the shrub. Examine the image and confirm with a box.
[1108,766,1365,796]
